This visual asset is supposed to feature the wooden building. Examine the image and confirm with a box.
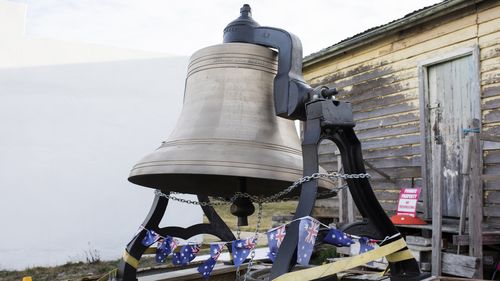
[304,0,500,276]
[303,0,500,278]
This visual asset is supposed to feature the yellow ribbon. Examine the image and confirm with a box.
[273,238,411,281]
[122,250,140,269]
[386,249,414,263]
[96,268,117,281]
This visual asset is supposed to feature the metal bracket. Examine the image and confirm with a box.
[269,96,427,281]
[116,193,235,281]
[223,4,311,121]
[426,102,441,110]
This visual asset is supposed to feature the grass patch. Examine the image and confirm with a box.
[0,260,118,281]
[310,244,338,265]
[2,201,298,280]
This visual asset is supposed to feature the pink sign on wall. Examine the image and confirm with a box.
[396,188,422,217]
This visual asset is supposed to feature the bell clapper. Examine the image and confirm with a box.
[230,178,255,227]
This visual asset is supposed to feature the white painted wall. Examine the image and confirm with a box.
[0,0,201,269]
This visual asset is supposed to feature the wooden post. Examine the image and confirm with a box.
[457,127,473,254]
[468,118,483,279]
[431,143,443,277]
[338,155,354,224]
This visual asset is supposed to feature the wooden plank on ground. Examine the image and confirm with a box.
[138,263,246,281]
[441,252,480,278]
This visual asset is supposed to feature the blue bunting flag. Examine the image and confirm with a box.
[141,229,160,247]
[155,236,177,263]
[232,237,256,267]
[323,228,354,247]
[172,243,201,266]
[297,217,320,265]
[197,243,225,279]
[267,225,286,262]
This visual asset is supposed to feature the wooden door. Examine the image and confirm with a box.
[426,54,479,218]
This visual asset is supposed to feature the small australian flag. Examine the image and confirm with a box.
[232,237,256,267]
[197,243,225,279]
[155,236,177,263]
[323,228,354,247]
[359,237,375,266]
[297,217,319,265]
[267,225,286,262]
[141,229,160,247]
[172,243,201,266]
[359,237,375,254]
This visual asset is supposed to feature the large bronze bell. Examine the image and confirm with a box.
[128,42,332,197]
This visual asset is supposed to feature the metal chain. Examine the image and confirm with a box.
[243,202,263,281]
[152,172,368,280]
[154,190,230,206]
[154,171,370,206]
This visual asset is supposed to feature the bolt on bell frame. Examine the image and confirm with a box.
[224,5,427,281]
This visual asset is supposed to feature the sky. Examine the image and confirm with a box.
[18,0,443,57]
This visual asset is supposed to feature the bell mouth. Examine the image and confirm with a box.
[128,139,334,197]
[128,173,334,198]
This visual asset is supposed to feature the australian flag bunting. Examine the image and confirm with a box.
[172,243,201,266]
[297,216,320,265]
[198,256,217,279]
[141,229,160,247]
[323,228,354,247]
[359,237,376,266]
[359,237,375,254]
[197,243,225,279]
[155,236,178,263]
[210,242,225,259]
[232,237,256,267]
[267,225,286,262]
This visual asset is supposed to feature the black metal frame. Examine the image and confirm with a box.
[118,6,428,280]
[116,193,235,281]
[269,97,427,281]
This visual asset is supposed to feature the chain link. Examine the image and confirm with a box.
[152,171,369,280]
[243,202,263,281]
[154,171,370,206]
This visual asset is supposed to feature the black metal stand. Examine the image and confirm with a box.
[270,97,428,281]
[116,192,235,281]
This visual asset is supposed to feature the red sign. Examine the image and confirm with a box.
[396,188,421,217]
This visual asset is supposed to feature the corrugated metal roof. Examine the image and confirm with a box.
[303,0,481,67]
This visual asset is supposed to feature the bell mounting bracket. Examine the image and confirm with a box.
[223,4,311,121]
[226,5,428,281]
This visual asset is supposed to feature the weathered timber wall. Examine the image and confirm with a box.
[304,1,500,226]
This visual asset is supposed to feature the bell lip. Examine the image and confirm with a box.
[128,172,334,197]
